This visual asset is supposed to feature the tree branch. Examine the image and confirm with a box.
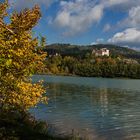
[0,21,14,35]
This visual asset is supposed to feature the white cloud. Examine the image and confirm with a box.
[108,28,140,48]
[103,0,140,31]
[52,0,140,36]
[103,0,140,11]
[116,6,140,32]
[9,0,140,41]
[104,1,140,49]
[90,42,97,45]
[53,0,104,36]
[104,0,130,7]
[128,6,140,27]
[96,38,104,43]
[91,38,104,45]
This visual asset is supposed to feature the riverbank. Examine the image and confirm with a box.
[38,72,140,80]
[0,111,82,140]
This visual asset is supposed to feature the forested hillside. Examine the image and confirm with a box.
[41,43,140,79]
[44,44,140,62]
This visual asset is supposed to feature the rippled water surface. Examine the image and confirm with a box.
[31,75,140,140]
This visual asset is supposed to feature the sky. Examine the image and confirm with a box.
[4,0,140,49]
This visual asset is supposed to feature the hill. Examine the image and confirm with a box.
[44,43,140,62]
[42,43,140,79]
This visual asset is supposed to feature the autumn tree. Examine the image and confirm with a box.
[0,1,47,114]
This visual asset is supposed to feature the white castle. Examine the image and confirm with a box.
[92,48,110,57]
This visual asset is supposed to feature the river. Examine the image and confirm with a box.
[31,75,140,140]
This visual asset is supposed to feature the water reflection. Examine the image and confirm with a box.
[99,88,109,117]
[31,75,140,140]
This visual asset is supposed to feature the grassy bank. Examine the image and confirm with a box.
[0,111,82,140]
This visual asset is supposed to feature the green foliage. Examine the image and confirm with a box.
[42,43,140,78]
[40,36,47,48]
[44,54,140,79]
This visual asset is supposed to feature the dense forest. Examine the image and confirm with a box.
[42,44,140,79]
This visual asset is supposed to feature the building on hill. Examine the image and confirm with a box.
[92,48,110,57]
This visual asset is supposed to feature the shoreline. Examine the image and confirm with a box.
[37,73,140,80]
[0,111,82,140]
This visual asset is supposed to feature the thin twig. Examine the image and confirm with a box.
[0,21,14,35]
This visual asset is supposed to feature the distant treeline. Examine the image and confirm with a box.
[42,55,140,79]
[40,43,140,78]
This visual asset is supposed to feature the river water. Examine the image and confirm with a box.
[31,75,140,140]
